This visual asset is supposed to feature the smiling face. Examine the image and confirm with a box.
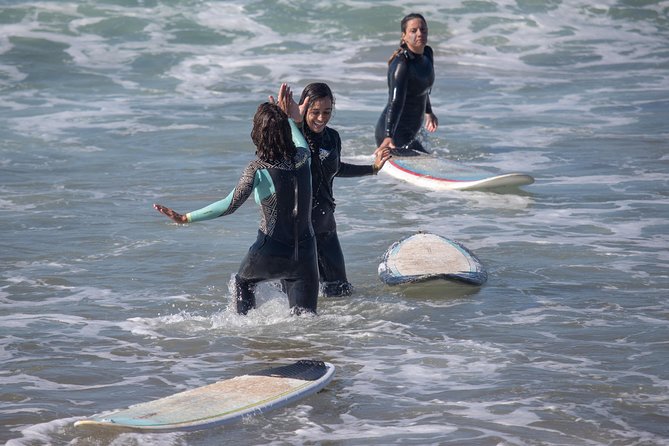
[402,17,428,54]
[305,97,332,134]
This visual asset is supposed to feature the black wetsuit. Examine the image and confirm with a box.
[186,121,318,315]
[302,124,375,297]
[375,45,435,156]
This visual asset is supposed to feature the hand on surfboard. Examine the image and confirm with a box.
[373,145,392,172]
[154,203,188,224]
[380,137,396,150]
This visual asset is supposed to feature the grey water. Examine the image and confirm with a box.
[1,1,668,445]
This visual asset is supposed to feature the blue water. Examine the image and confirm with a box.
[2,1,668,444]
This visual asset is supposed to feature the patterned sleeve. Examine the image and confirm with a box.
[186,162,258,223]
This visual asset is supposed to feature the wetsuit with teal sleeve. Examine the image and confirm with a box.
[187,120,318,315]
[302,123,376,297]
[375,45,435,156]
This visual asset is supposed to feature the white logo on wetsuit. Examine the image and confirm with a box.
[318,147,331,161]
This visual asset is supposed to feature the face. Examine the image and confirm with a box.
[402,18,428,54]
[305,97,332,134]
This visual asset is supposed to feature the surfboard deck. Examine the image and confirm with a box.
[379,232,487,286]
[382,155,534,191]
[74,360,335,432]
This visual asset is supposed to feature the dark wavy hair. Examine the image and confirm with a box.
[388,13,428,64]
[251,102,296,163]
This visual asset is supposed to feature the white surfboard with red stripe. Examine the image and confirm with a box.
[383,155,534,191]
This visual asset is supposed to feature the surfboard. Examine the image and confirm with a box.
[74,360,335,432]
[382,155,534,191]
[379,232,487,286]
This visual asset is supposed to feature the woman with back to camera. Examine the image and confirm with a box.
[375,13,438,156]
[154,99,319,316]
[272,82,391,297]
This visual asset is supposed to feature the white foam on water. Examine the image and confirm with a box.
[2,1,668,445]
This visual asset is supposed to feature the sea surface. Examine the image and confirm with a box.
[1,1,668,445]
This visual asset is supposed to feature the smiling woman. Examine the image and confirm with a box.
[2,1,669,445]
[375,12,438,156]
[273,82,391,297]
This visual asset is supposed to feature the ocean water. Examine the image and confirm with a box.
[1,0,668,444]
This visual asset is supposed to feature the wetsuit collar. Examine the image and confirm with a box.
[402,47,423,60]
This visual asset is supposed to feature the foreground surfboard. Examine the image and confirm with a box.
[383,155,534,191]
[379,232,487,286]
[75,360,334,432]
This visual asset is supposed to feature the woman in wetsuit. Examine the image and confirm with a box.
[375,13,439,156]
[272,83,391,297]
[154,101,319,315]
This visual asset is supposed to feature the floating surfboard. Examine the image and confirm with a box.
[74,360,334,432]
[382,155,534,191]
[379,232,487,286]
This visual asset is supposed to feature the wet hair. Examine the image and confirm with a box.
[387,13,428,64]
[251,102,296,163]
[298,82,335,113]
[298,82,335,149]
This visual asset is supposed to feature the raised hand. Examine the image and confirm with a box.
[269,83,302,122]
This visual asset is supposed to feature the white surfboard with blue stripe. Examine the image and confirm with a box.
[379,232,487,286]
[75,360,334,432]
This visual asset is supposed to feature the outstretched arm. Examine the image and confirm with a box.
[153,203,188,223]
[337,145,392,177]
[154,162,257,224]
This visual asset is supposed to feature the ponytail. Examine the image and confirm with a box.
[387,43,407,65]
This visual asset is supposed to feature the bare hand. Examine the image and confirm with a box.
[380,137,396,150]
[373,145,392,171]
[424,112,438,133]
[153,203,188,224]
[269,83,302,122]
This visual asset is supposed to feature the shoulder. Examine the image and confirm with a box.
[389,52,410,78]
[324,127,341,143]
[324,126,339,137]
[247,157,267,170]
[238,159,264,184]
[295,146,311,168]
[424,45,434,60]
[391,50,410,66]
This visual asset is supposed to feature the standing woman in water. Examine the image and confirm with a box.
[375,13,438,156]
[154,101,319,316]
[272,82,391,297]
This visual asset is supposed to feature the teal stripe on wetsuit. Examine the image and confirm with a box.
[186,119,308,223]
